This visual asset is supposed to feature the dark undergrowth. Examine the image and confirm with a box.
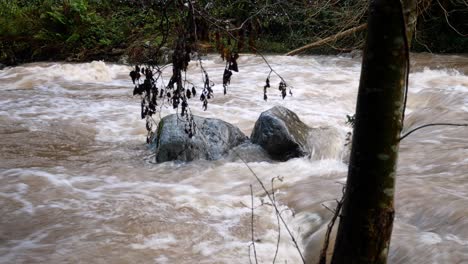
[0,0,466,66]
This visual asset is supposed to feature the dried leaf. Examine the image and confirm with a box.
[191,87,197,97]
[223,69,232,87]
[130,70,137,84]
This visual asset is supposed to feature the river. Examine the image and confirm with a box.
[0,53,467,263]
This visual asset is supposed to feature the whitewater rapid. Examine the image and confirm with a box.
[0,54,467,263]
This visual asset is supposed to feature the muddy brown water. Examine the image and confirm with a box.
[0,54,467,263]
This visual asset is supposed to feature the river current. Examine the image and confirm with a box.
[0,54,467,263]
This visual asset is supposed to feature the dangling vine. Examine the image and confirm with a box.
[129,0,293,144]
[128,0,200,142]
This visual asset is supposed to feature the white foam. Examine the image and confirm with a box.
[1,169,102,200]
[0,225,59,263]
[154,255,169,264]
[419,232,442,245]
[0,183,34,215]
[131,234,177,250]
[409,67,468,93]
[445,234,468,246]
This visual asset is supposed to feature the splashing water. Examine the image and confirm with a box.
[0,54,467,263]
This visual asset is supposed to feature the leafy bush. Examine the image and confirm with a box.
[0,0,134,64]
[0,0,465,65]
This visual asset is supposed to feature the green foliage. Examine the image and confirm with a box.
[35,0,116,48]
[0,0,136,64]
[0,0,465,65]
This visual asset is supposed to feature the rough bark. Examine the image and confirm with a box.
[402,0,418,47]
[330,0,409,263]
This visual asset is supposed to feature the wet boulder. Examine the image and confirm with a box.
[251,106,346,161]
[154,114,247,163]
[251,106,311,160]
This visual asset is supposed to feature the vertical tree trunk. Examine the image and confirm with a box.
[330,0,408,263]
[402,0,418,47]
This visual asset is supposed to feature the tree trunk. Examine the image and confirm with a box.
[330,0,409,263]
[402,0,418,47]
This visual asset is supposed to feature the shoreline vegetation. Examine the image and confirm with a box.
[1,0,466,66]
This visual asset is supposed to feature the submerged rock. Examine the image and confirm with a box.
[154,114,247,163]
[251,106,346,161]
[226,142,272,163]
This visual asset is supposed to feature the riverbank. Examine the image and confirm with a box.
[1,1,467,66]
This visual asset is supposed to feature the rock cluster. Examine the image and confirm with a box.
[154,106,344,163]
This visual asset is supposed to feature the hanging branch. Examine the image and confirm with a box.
[191,4,293,99]
[263,70,272,101]
[130,0,296,144]
[127,5,303,259]
[129,0,214,142]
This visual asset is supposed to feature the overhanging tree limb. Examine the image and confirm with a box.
[284,24,367,56]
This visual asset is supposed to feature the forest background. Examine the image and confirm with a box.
[0,0,466,66]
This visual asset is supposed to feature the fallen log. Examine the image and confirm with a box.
[285,24,367,56]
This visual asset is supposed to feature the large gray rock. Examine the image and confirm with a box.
[251,106,310,160]
[251,106,346,161]
[154,114,247,163]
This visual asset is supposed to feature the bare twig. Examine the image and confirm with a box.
[191,116,305,263]
[271,176,283,264]
[191,5,289,84]
[285,24,368,56]
[226,1,286,32]
[248,244,253,264]
[436,0,467,36]
[399,123,468,141]
[133,4,302,262]
[238,155,306,263]
[250,184,259,264]
[318,185,345,264]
